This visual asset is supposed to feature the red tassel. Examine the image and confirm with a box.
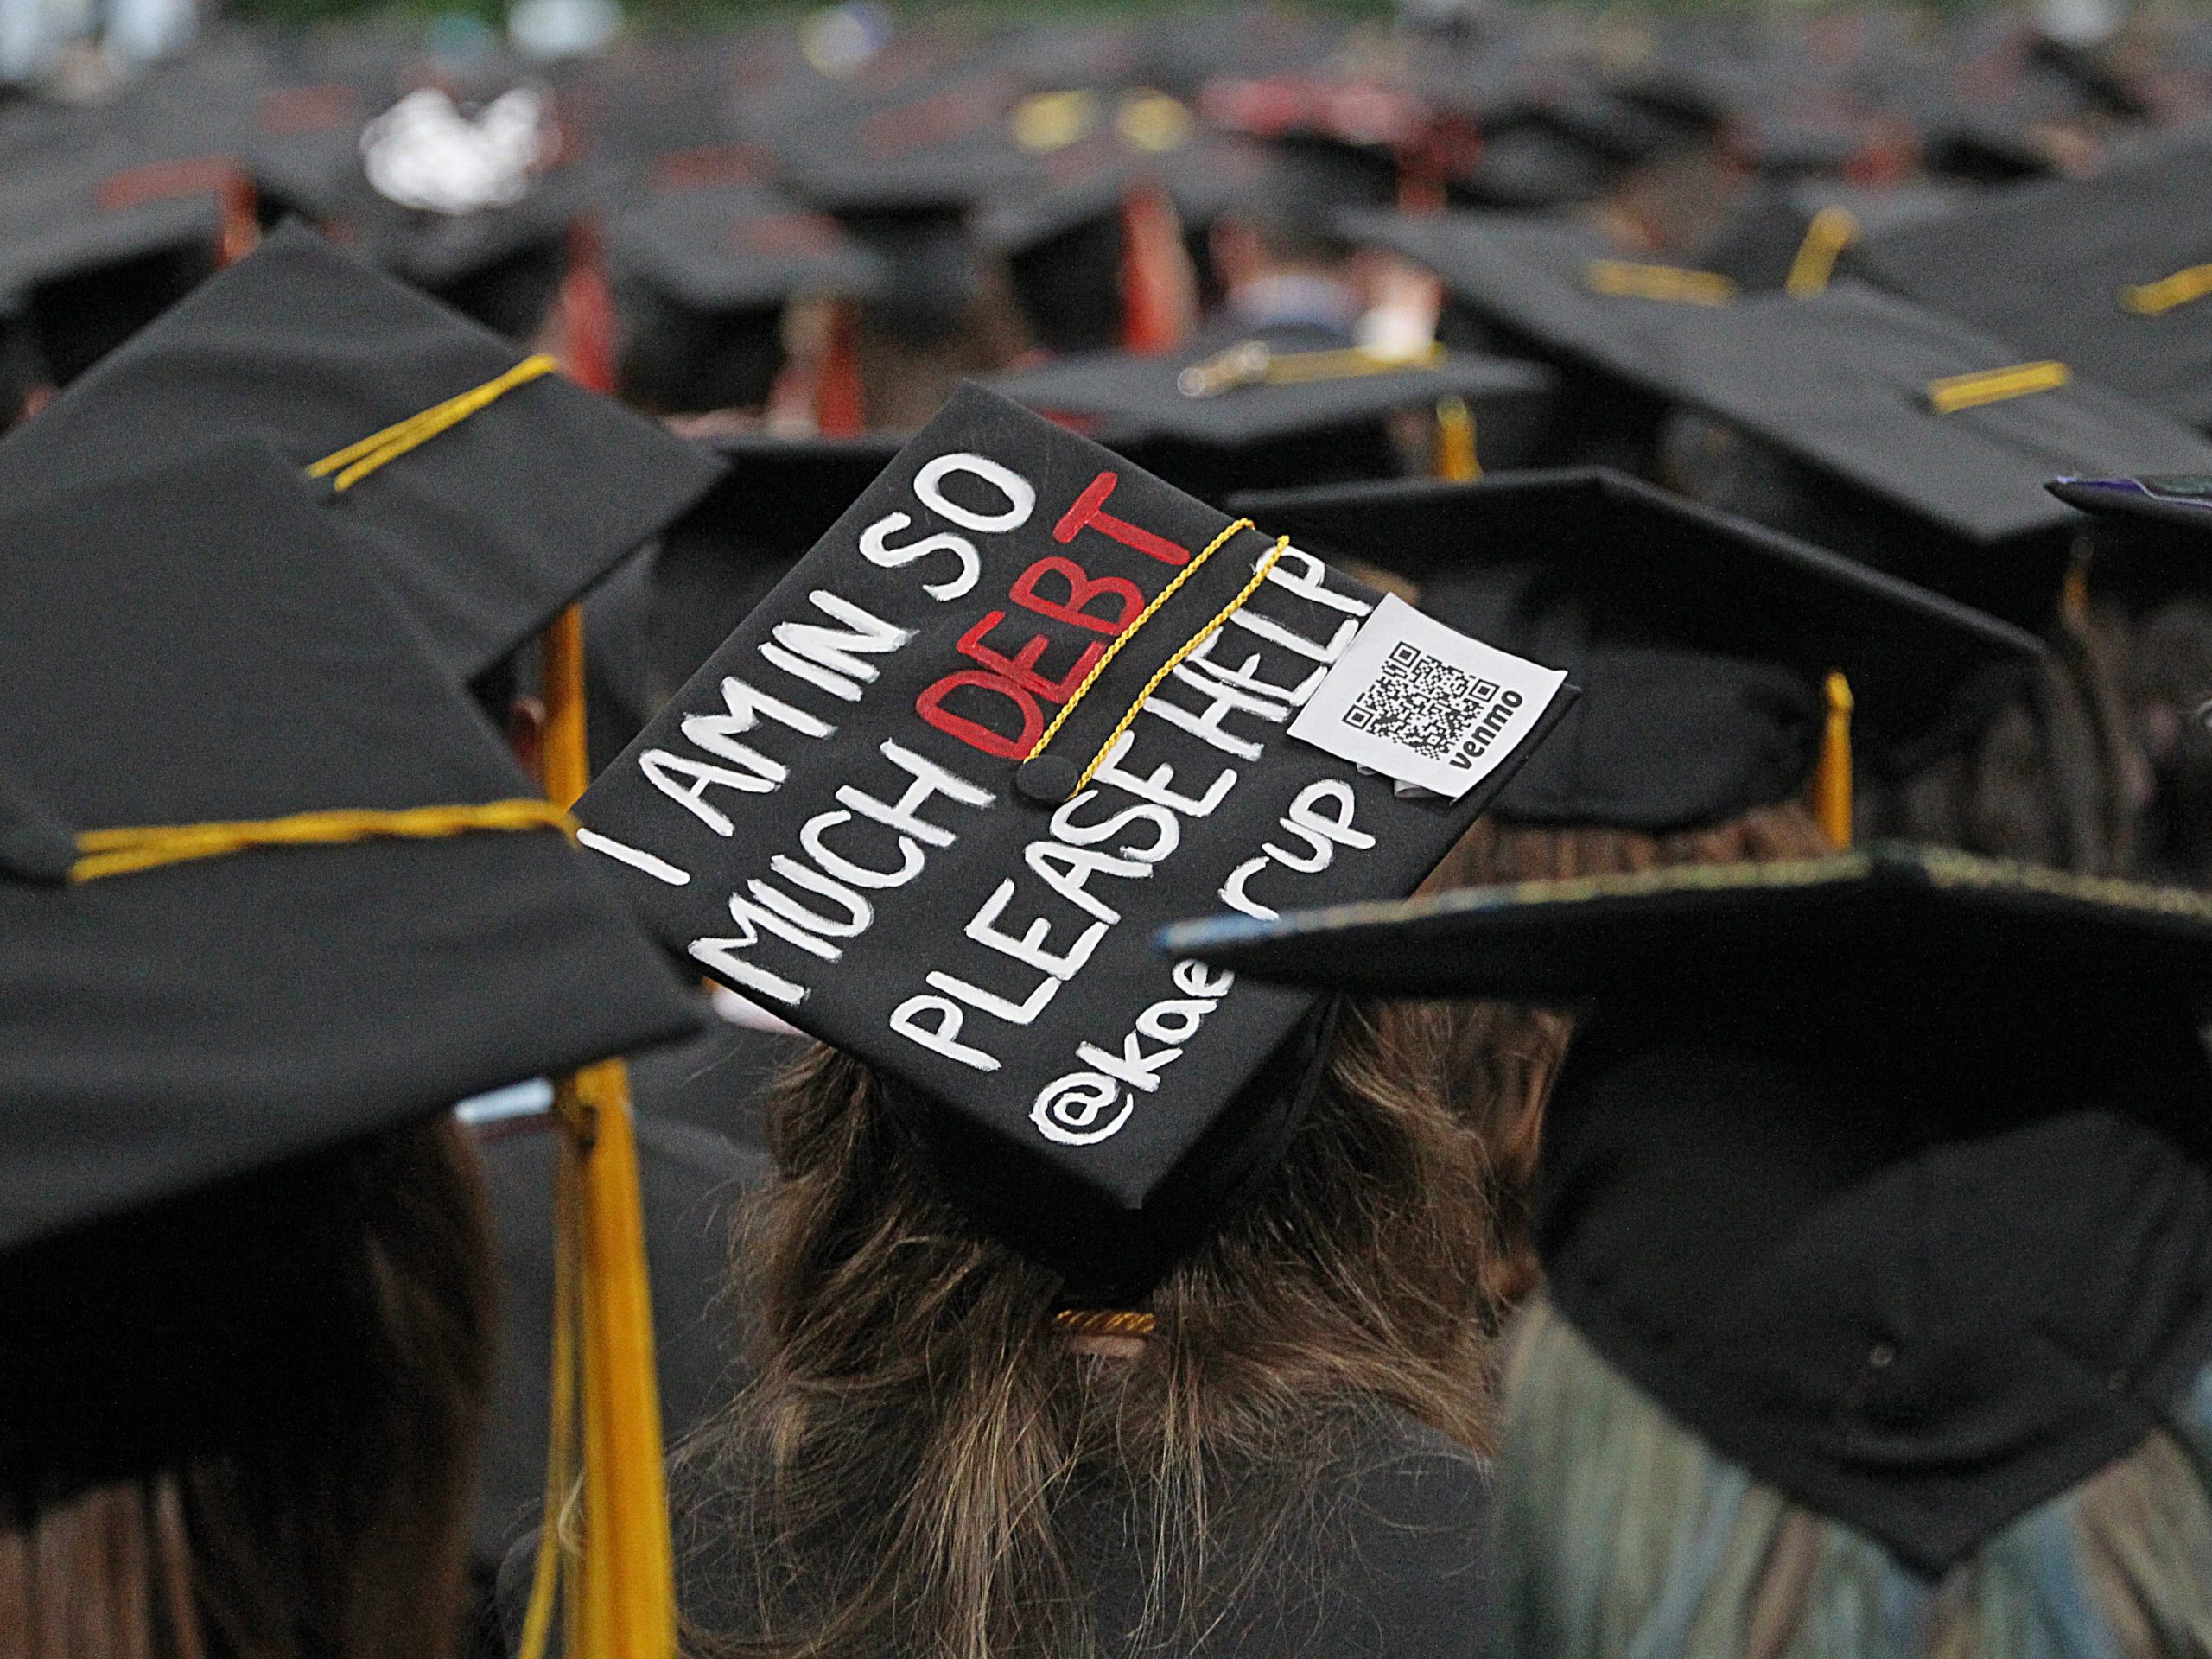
[218,167,261,266]
[1117,182,1193,354]
[557,219,619,395]
[815,301,867,436]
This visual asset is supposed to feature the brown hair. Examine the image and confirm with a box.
[680,998,1498,1659]
[1414,804,1835,1316]
[0,1116,497,1659]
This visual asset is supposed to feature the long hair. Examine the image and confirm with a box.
[0,1116,498,1659]
[1497,1295,2212,1659]
[678,998,1498,1659]
[1412,803,1834,1317]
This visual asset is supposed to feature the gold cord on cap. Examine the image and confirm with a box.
[308,353,559,491]
[67,798,575,883]
[1053,1308,1159,1338]
[1925,360,2070,415]
[1581,260,1738,307]
[1783,207,1859,297]
[1814,671,1854,850]
[1433,395,1480,480]
[1023,518,1290,794]
[1176,340,1445,397]
[2120,264,2212,316]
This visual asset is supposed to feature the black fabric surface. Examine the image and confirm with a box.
[0,438,702,1255]
[497,1408,1497,1658]
[0,219,723,683]
[470,1115,771,1565]
[1539,997,2212,1573]
[1849,123,2212,430]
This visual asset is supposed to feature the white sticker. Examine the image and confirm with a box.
[361,86,551,216]
[1286,594,1567,800]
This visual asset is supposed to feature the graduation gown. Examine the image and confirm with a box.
[496,1406,1496,1658]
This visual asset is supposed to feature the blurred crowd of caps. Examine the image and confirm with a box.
[13,0,2212,398]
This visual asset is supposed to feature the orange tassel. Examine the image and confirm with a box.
[556,220,619,396]
[1814,671,1854,849]
[814,301,868,436]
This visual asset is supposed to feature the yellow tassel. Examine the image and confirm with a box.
[2120,264,2212,316]
[1783,207,1859,297]
[1925,360,2070,415]
[517,601,677,1659]
[1581,260,1737,306]
[1815,671,1854,850]
[2062,543,2093,626]
[1433,396,1480,480]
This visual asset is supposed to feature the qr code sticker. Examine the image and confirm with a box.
[1342,641,1503,763]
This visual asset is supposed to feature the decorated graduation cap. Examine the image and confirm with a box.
[0,219,721,685]
[1847,125,2212,431]
[982,330,1555,503]
[607,182,890,415]
[574,383,1573,1294]
[0,434,699,1653]
[1165,845,2212,1574]
[1230,469,2045,836]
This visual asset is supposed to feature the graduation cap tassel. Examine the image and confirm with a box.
[557,220,620,397]
[1434,396,1479,481]
[1783,207,1859,298]
[522,602,678,1659]
[217,167,260,267]
[1815,671,1855,850]
[1118,181,1195,355]
[816,302,868,437]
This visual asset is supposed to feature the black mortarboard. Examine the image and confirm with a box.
[574,384,1573,1295]
[1650,281,2212,626]
[982,327,1555,502]
[331,78,591,340]
[0,219,721,684]
[1847,124,2212,432]
[1694,178,1961,296]
[1230,469,2044,830]
[1336,207,1727,468]
[1162,845,2212,1574]
[608,182,889,415]
[0,435,701,1263]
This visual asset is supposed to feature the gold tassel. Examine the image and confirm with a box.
[1434,396,1479,480]
[518,603,677,1659]
[1815,671,1854,850]
[2063,541,2093,626]
[1783,207,1859,297]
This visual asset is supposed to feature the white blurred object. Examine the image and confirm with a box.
[0,0,88,86]
[709,983,803,1036]
[2040,0,2119,46]
[510,0,618,62]
[454,1075,556,1127]
[800,3,890,79]
[361,85,552,216]
[103,0,193,67]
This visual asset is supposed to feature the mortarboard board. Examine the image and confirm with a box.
[1694,177,1961,296]
[1847,124,2212,431]
[573,384,1575,1295]
[0,219,721,685]
[1163,845,2212,1574]
[1646,279,2212,627]
[0,435,701,1260]
[607,182,890,416]
[982,327,1555,503]
[1230,469,2045,831]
